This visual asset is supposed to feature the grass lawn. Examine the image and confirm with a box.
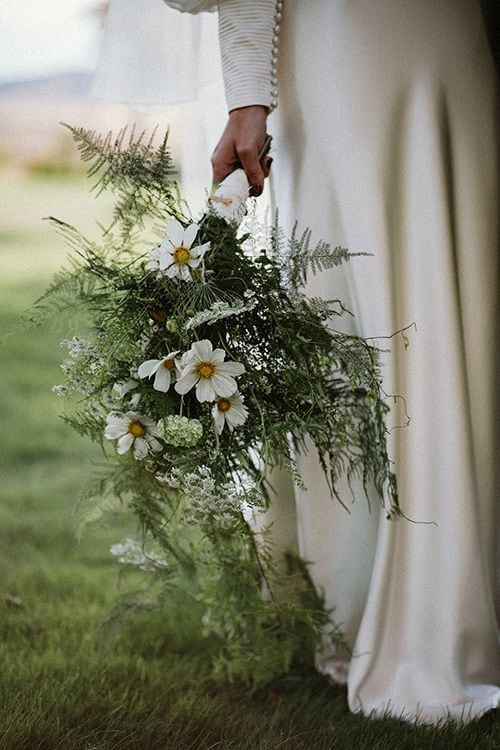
[0,171,498,749]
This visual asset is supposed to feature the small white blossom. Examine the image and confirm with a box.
[60,337,98,358]
[166,467,243,529]
[185,299,258,330]
[137,352,180,393]
[212,392,248,434]
[110,538,168,572]
[136,331,155,352]
[52,385,67,397]
[157,415,203,447]
[175,339,245,403]
[147,220,210,282]
[104,411,162,460]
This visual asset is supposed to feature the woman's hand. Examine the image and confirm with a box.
[211,105,272,196]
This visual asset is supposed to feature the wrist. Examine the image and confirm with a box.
[228,105,269,120]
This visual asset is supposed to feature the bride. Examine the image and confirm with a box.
[92,0,499,723]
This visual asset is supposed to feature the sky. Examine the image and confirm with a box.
[0,0,100,82]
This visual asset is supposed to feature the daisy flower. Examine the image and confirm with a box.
[175,339,245,403]
[104,411,162,460]
[137,351,180,392]
[212,392,248,434]
[148,220,210,281]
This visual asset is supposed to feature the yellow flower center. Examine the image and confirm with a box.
[217,398,231,412]
[128,420,146,438]
[197,361,216,379]
[163,358,176,370]
[173,245,191,264]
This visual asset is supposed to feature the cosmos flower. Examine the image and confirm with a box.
[148,220,210,281]
[175,339,245,403]
[104,411,162,460]
[212,392,248,434]
[137,352,180,392]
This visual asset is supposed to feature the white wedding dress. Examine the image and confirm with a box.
[92,0,499,723]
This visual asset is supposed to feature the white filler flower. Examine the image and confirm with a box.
[157,415,203,447]
[175,339,245,403]
[137,351,180,392]
[212,392,248,434]
[148,220,210,281]
[104,411,162,460]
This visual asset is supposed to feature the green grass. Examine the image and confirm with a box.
[0,171,498,749]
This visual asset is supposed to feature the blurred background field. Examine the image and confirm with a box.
[0,2,498,748]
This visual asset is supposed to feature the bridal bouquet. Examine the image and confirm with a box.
[43,127,398,684]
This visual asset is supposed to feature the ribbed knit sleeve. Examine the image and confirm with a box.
[217,0,281,112]
[163,0,217,12]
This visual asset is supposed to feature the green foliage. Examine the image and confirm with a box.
[38,126,401,686]
[0,262,496,750]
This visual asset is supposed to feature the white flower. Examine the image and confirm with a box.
[104,411,162,460]
[212,392,248,434]
[110,538,168,572]
[175,339,245,403]
[112,379,138,398]
[208,169,250,224]
[185,299,258,330]
[157,415,203,447]
[137,352,180,392]
[147,220,210,281]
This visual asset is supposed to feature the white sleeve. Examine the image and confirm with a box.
[217,0,282,112]
[163,0,217,12]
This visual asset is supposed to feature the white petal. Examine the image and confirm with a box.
[165,220,184,247]
[105,416,129,439]
[192,339,213,361]
[211,348,226,363]
[187,254,204,269]
[196,377,216,403]
[192,241,210,257]
[180,350,193,367]
[153,367,171,392]
[138,359,161,379]
[225,403,248,428]
[166,264,180,278]
[145,435,163,452]
[133,437,149,460]
[212,407,225,434]
[116,432,134,454]
[113,379,138,396]
[211,373,238,398]
[182,223,199,248]
[175,371,199,394]
[179,264,192,282]
[218,361,245,377]
[159,253,175,271]
[139,415,160,432]
[104,425,127,440]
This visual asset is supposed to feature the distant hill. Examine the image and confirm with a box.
[0,71,94,100]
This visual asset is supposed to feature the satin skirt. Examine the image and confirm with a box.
[267,0,500,723]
